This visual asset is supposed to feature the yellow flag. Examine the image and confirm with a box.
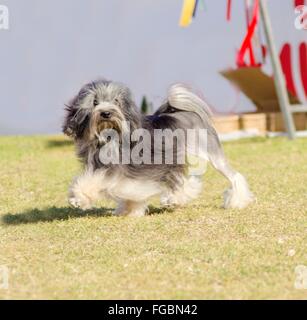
[179,0,197,27]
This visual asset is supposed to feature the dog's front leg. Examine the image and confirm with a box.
[68,170,104,210]
[114,200,147,217]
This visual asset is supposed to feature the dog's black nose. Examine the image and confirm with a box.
[100,111,111,119]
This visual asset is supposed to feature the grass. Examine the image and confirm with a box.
[0,135,306,300]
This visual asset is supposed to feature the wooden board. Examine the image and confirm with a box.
[221,67,300,112]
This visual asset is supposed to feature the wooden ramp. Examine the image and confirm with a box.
[221,67,300,113]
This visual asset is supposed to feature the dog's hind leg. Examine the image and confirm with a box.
[160,175,202,207]
[207,129,255,209]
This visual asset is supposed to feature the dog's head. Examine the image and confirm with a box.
[63,79,141,142]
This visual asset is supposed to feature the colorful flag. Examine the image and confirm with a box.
[179,0,197,27]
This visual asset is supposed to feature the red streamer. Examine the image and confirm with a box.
[236,0,259,67]
[280,44,298,98]
[299,42,307,98]
[226,0,232,21]
[294,0,305,8]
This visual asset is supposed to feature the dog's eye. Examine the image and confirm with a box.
[167,107,177,113]
[114,98,120,106]
[93,99,99,107]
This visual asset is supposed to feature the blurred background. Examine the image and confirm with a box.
[0,0,305,134]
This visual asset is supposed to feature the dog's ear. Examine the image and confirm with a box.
[62,99,77,138]
[62,93,90,139]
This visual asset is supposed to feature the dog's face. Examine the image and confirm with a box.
[63,80,141,141]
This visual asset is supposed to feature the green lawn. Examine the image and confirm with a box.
[0,135,306,300]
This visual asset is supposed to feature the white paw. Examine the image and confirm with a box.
[160,194,186,207]
[160,195,172,207]
[68,195,92,210]
[114,208,146,217]
[126,209,146,217]
[114,202,147,217]
[223,187,255,209]
[223,173,255,209]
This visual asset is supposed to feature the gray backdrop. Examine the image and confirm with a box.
[0,0,305,134]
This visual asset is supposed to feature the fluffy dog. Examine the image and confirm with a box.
[63,79,254,217]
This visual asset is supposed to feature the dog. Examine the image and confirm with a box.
[63,79,254,217]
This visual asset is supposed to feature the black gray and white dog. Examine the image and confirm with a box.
[63,79,254,217]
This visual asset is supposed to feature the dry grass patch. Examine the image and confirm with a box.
[0,135,306,299]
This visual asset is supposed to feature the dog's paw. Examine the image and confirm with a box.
[114,201,147,217]
[223,173,255,209]
[160,194,185,207]
[68,195,92,210]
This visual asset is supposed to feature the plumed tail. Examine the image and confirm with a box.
[167,84,213,126]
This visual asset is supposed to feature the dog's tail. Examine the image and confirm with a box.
[167,84,213,126]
